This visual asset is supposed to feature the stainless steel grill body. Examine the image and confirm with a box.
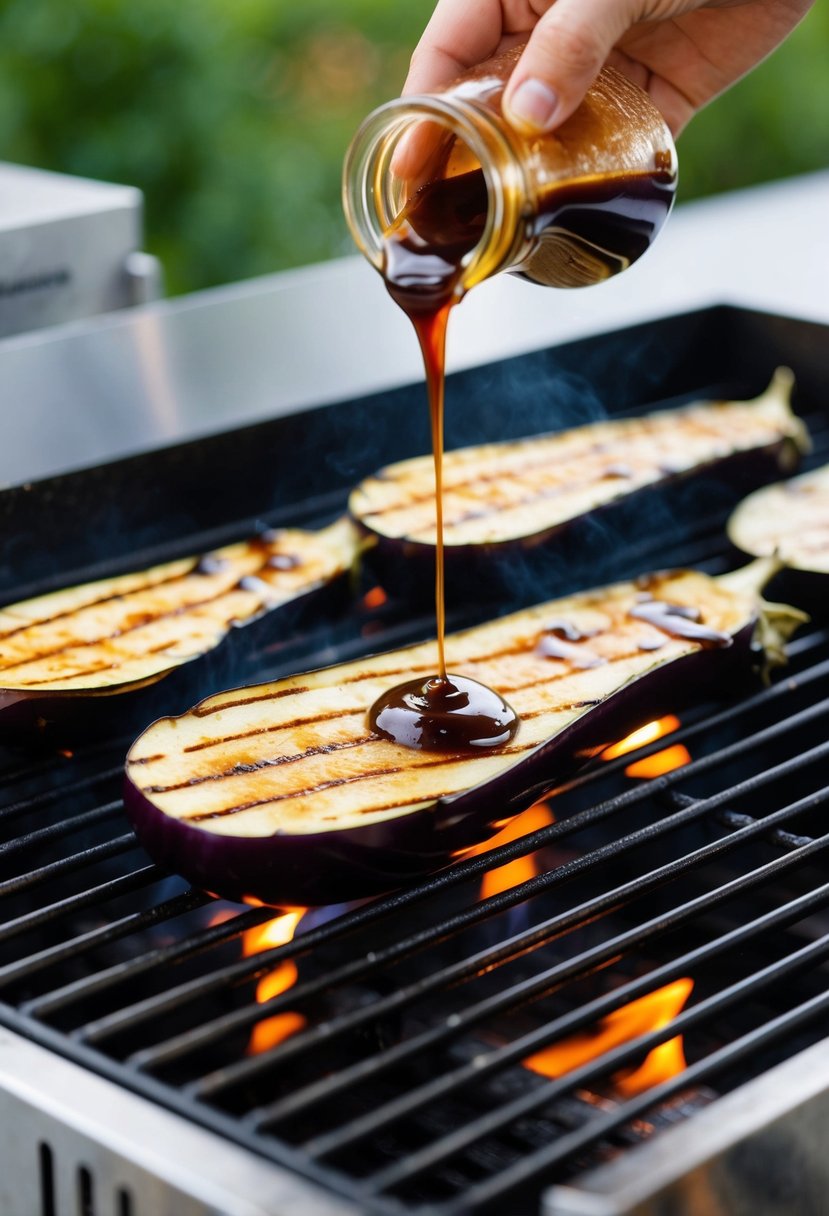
[1,303,828,1216]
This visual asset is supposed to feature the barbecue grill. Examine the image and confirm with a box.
[2,267,829,1216]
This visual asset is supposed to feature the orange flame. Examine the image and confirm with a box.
[363,586,388,609]
[242,908,307,1055]
[457,803,555,900]
[624,744,692,780]
[602,716,681,760]
[601,716,691,780]
[524,977,693,1097]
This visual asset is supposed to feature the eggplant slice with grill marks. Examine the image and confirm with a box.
[124,560,805,906]
[0,518,357,743]
[349,369,810,602]
[728,462,829,617]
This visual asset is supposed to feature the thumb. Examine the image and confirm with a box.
[503,0,646,133]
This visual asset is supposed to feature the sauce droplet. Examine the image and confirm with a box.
[237,575,275,598]
[369,674,519,753]
[194,554,230,576]
[629,598,732,647]
[267,553,301,571]
[537,634,605,668]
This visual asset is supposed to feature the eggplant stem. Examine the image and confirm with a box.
[718,556,808,680]
[717,555,785,599]
[753,366,811,462]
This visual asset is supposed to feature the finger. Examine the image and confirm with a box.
[390,121,453,193]
[402,0,507,96]
[503,0,650,133]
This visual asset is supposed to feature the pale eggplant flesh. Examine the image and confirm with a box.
[124,560,804,906]
[0,518,357,743]
[728,462,829,618]
[349,369,810,602]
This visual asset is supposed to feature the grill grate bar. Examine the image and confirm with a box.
[358,898,829,1192]
[0,766,122,824]
[7,888,212,990]
[0,800,123,861]
[432,964,829,1215]
[554,651,829,797]
[712,807,815,850]
[661,788,818,852]
[22,903,280,1021]
[138,773,826,1081]
[786,627,829,659]
[248,818,829,1134]
[69,690,829,1046]
[0,728,132,790]
[199,777,827,1109]
[0,833,138,899]
[0,863,161,945]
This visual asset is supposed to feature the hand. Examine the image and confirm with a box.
[403,0,814,136]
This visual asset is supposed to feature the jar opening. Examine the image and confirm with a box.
[343,97,526,296]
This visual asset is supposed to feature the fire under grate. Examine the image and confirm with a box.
[1,306,829,1216]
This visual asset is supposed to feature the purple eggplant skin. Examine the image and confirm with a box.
[0,559,353,751]
[123,616,759,908]
[357,440,804,609]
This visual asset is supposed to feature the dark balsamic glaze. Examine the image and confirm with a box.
[366,176,487,752]
[369,164,674,752]
[518,169,676,286]
[629,598,732,647]
[369,674,518,753]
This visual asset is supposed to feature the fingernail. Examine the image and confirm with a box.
[506,78,559,132]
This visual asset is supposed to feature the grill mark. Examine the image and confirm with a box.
[0,593,244,676]
[0,563,198,643]
[135,695,608,790]
[374,465,642,536]
[175,634,687,749]
[15,669,112,686]
[191,577,689,720]
[184,741,540,822]
[338,628,667,687]
[361,408,779,524]
[366,415,680,512]
[144,735,374,792]
[191,683,313,717]
[0,548,328,687]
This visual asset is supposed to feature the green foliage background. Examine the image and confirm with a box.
[1,0,825,296]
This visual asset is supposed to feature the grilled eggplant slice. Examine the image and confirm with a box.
[350,369,809,601]
[0,518,357,743]
[124,560,803,905]
[728,462,829,617]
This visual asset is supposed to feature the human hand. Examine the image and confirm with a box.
[403,0,814,137]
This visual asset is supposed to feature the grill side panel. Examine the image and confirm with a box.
[544,1036,829,1216]
[0,1027,358,1216]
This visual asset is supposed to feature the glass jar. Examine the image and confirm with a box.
[343,45,678,293]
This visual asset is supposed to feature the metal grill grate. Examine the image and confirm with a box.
[1,314,829,1215]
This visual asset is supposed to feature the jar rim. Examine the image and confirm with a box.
[342,94,528,294]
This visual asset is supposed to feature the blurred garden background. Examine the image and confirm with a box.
[1,0,826,297]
